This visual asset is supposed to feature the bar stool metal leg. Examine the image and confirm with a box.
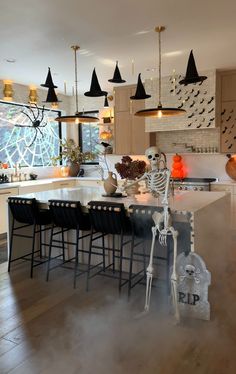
[73,227,80,289]
[30,223,37,279]
[8,218,15,273]
[46,224,54,282]
[86,229,94,292]
[119,232,124,294]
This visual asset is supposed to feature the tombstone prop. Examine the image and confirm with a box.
[176,252,211,320]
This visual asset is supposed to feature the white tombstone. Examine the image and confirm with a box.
[176,252,211,320]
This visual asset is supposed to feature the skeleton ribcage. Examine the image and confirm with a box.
[146,170,169,198]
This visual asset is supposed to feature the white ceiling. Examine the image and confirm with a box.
[1,0,236,95]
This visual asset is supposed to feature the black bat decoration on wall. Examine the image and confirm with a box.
[196,124,202,128]
[178,97,182,101]
[178,103,184,109]
[194,90,200,97]
[190,101,195,108]
[208,108,214,113]
[200,98,204,104]
[228,144,233,149]
[234,136,236,139]
[231,124,235,129]
[198,80,204,86]
[188,123,192,127]
[201,117,206,122]
[185,96,190,102]
[176,89,181,95]
[209,117,215,122]
[221,109,226,115]
[206,122,212,127]
[207,97,214,104]
[230,109,234,113]
[188,113,194,118]
[225,140,229,143]
[226,116,231,122]
[222,126,227,134]
[199,108,205,114]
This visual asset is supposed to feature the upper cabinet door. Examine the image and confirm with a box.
[114,111,132,154]
[221,72,236,102]
[114,86,132,112]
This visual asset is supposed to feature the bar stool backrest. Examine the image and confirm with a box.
[88,201,129,235]
[49,200,88,230]
[8,197,37,225]
[129,204,162,239]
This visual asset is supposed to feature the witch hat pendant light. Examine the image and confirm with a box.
[43,85,61,103]
[135,26,186,118]
[108,61,126,83]
[130,73,151,100]
[41,67,58,88]
[179,50,207,85]
[84,68,107,97]
[55,46,99,123]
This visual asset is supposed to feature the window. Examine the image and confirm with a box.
[79,111,99,163]
[0,101,61,167]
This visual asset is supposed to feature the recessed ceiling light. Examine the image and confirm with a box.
[5,58,16,63]
[163,50,183,57]
[134,30,151,35]
[146,67,158,72]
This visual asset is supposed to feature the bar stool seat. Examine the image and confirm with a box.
[86,201,132,293]
[8,197,52,277]
[46,200,91,288]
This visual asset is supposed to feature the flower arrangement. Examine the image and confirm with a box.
[51,139,95,165]
[115,156,146,180]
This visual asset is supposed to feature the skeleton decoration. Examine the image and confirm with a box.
[15,104,47,147]
[176,252,211,320]
[124,146,180,320]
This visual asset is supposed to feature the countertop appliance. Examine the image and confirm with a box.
[172,177,217,191]
[0,174,9,184]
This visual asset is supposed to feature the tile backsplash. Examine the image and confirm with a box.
[156,128,220,154]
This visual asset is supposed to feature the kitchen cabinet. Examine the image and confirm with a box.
[18,183,53,194]
[0,187,18,234]
[210,182,236,229]
[114,85,156,155]
[218,70,236,153]
[77,179,102,187]
[52,180,76,189]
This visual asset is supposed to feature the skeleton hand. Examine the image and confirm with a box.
[159,228,168,246]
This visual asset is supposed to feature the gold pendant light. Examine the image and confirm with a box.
[135,26,186,118]
[55,46,99,124]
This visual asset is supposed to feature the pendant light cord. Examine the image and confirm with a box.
[72,45,80,114]
[158,29,162,107]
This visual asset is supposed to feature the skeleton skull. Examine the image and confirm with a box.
[145,146,161,170]
[185,264,196,278]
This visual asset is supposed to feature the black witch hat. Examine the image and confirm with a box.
[84,68,107,97]
[104,95,109,108]
[108,61,126,83]
[41,67,58,88]
[179,50,207,85]
[43,86,61,103]
[130,73,151,100]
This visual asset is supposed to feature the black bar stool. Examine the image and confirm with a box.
[46,200,91,288]
[128,205,172,297]
[8,197,52,277]
[86,201,132,293]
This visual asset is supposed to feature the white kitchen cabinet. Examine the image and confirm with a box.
[211,183,236,229]
[76,179,103,187]
[0,187,18,234]
[18,183,53,194]
[52,180,76,189]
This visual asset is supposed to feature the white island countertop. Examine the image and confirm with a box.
[14,186,228,214]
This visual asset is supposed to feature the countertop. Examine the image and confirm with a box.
[0,176,101,190]
[14,186,228,213]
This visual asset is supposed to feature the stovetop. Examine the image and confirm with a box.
[171,177,217,184]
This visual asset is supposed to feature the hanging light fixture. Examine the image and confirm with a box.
[135,26,186,118]
[55,46,99,124]
[104,94,109,108]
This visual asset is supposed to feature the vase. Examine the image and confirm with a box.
[125,179,140,196]
[68,162,80,177]
[103,172,118,195]
[225,154,236,181]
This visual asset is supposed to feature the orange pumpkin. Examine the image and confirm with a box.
[172,162,182,170]
[173,154,182,162]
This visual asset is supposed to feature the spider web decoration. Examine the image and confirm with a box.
[0,101,60,167]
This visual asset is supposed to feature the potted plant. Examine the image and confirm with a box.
[115,156,146,195]
[52,139,96,177]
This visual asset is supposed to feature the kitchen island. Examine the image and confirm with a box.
[7,186,231,285]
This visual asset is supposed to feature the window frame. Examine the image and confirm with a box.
[78,110,99,165]
[0,100,62,167]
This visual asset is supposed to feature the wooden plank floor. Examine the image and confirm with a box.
[0,239,236,374]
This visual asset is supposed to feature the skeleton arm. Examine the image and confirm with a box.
[122,173,147,191]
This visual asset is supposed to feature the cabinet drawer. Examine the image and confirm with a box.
[211,184,233,193]
[52,180,75,189]
[19,184,52,194]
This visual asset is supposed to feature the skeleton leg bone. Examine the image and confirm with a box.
[144,226,157,312]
